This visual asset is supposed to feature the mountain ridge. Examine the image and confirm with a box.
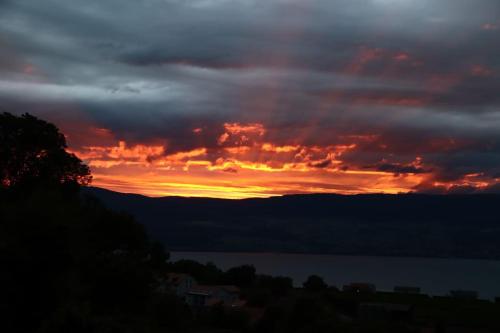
[83,186,500,259]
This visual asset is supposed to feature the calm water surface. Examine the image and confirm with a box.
[171,252,500,300]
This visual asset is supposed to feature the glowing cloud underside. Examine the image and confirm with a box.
[1,0,500,198]
[69,122,497,199]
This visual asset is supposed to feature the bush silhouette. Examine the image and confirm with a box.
[303,275,328,292]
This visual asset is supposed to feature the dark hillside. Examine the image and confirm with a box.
[85,187,500,259]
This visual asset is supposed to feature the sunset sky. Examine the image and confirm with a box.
[1,0,500,198]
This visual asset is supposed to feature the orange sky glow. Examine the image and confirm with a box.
[67,122,493,199]
[3,0,500,198]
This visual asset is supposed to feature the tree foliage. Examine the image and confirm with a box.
[0,112,91,190]
[225,264,257,287]
[0,187,184,333]
[0,113,186,333]
[303,275,328,292]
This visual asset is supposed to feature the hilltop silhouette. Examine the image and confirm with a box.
[86,187,500,259]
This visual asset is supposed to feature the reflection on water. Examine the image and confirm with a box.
[171,252,500,300]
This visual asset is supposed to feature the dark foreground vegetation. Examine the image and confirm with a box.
[2,113,500,333]
[164,259,500,333]
[1,113,172,332]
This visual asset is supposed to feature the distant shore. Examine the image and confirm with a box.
[171,251,500,300]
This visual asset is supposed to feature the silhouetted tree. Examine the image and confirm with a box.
[167,259,224,284]
[303,275,328,292]
[149,241,170,271]
[0,112,91,190]
[0,114,179,333]
[258,275,293,297]
[225,264,257,287]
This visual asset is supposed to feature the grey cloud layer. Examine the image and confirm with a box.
[1,0,500,189]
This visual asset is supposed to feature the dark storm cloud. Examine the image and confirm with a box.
[371,163,430,175]
[1,0,500,189]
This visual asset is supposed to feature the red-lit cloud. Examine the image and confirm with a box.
[482,23,499,30]
[67,121,500,199]
[2,0,500,198]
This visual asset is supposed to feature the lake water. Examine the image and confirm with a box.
[171,252,500,300]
